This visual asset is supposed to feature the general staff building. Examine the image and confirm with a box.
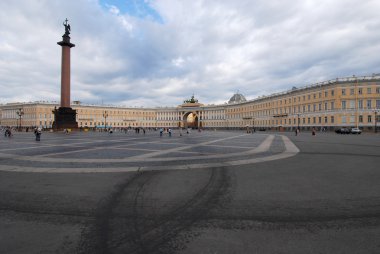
[1,75,380,131]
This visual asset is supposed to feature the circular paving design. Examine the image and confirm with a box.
[0,131,299,173]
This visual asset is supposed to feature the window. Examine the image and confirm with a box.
[342,116,346,123]
[368,115,372,123]
[342,101,346,109]
[367,100,372,109]
[376,100,380,109]
[367,87,371,94]
[319,117,322,123]
[308,118,310,124]
[313,117,316,124]
[331,116,334,123]
[358,100,363,109]
[308,95,311,100]
[350,88,355,95]
[324,116,328,123]
[359,115,363,123]
[331,90,335,96]
[376,87,380,94]
[325,102,328,110]
[350,100,355,109]
[319,104,322,111]
[342,89,346,95]
[308,105,311,111]
[325,91,328,97]
[350,116,355,123]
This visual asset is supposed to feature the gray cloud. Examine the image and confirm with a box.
[1,0,379,106]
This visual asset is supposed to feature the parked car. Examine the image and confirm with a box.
[350,127,362,134]
[335,127,350,134]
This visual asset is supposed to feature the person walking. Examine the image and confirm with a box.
[159,128,163,137]
[168,128,172,137]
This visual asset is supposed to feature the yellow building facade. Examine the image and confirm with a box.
[1,75,380,131]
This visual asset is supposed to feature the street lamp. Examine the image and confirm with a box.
[103,110,108,130]
[297,113,300,130]
[373,109,379,133]
[16,108,24,131]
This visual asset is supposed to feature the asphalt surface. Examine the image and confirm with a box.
[0,130,379,254]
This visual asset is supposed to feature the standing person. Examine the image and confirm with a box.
[168,128,172,137]
[36,127,42,141]
[312,127,316,136]
[5,127,12,138]
[159,128,163,137]
[143,128,146,135]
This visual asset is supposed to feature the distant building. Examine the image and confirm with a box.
[1,74,380,131]
[228,92,247,104]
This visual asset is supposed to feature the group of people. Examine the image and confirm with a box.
[295,127,317,136]
[159,128,172,137]
[159,127,198,137]
[1,126,42,141]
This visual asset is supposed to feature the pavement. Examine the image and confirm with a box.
[0,130,379,253]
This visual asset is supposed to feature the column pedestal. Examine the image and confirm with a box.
[52,107,78,130]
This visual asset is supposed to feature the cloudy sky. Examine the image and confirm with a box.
[1,0,379,107]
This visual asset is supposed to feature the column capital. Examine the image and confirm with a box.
[57,35,75,48]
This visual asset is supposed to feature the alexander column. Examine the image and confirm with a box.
[52,19,78,130]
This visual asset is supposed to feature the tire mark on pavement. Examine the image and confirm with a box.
[78,167,232,254]
[77,171,158,254]
[109,167,231,254]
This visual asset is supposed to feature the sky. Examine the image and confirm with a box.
[1,0,380,107]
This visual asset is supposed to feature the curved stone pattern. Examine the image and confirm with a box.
[0,132,299,173]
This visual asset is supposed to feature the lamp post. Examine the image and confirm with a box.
[373,109,379,133]
[103,110,108,130]
[297,113,300,130]
[355,75,359,129]
[16,108,24,131]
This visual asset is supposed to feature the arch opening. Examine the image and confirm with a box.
[183,112,199,129]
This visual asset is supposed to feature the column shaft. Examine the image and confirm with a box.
[61,46,71,107]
